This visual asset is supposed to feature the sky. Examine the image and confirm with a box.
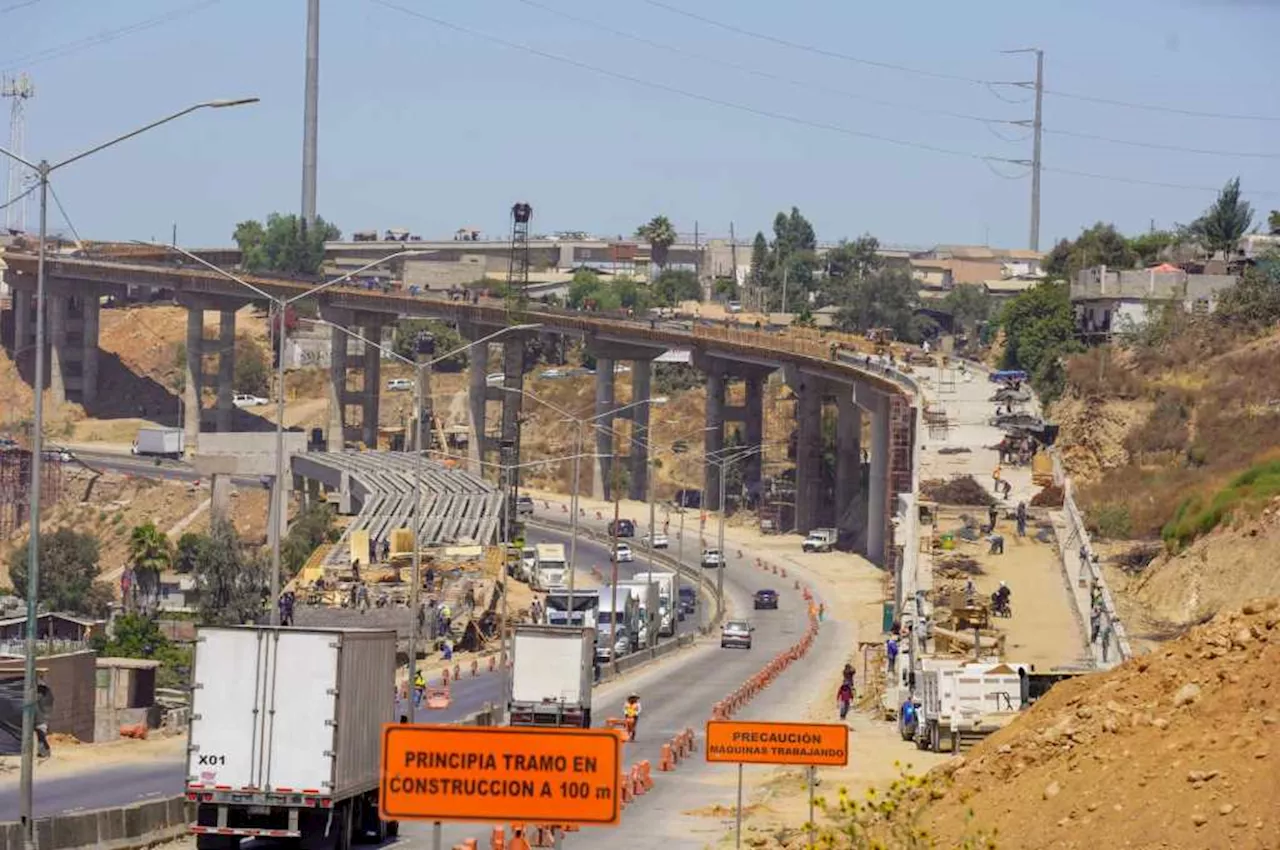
[3,0,1278,250]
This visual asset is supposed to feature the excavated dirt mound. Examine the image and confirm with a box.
[1029,484,1064,508]
[920,599,1280,849]
[1052,393,1150,484]
[921,475,996,506]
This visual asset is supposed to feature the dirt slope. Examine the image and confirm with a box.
[920,600,1280,850]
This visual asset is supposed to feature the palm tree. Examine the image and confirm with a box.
[128,522,173,613]
[636,215,678,271]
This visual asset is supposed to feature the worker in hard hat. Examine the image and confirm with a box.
[623,693,642,742]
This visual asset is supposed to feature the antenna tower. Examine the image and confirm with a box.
[2,74,34,233]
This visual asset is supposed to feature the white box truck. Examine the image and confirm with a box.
[631,570,677,636]
[596,586,641,656]
[186,626,398,849]
[615,579,661,649]
[132,426,185,459]
[508,624,594,728]
[544,586,600,628]
[533,542,567,590]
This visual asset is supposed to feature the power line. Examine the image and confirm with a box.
[370,0,1010,165]
[371,1,1280,198]
[518,0,1279,162]
[641,0,1280,123]
[0,0,43,14]
[0,0,221,72]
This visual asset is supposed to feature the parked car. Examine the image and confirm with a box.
[539,368,568,379]
[727,301,743,313]
[753,589,779,610]
[641,531,669,549]
[701,548,723,569]
[614,543,634,563]
[233,393,269,408]
[387,377,413,391]
[486,372,505,386]
[720,620,753,649]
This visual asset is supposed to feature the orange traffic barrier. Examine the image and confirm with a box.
[630,765,645,797]
[772,564,778,574]
[491,826,506,849]
[659,744,673,771]
[425,686,451,709]
[795,579,801,589]
[471,659,479,677]
[781,567,787,578]
[639,760,654,791]
[442,667,451,685]
[620,771,632,805]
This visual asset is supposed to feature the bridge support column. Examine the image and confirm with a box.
[592,359,615,501]
[500,338,525,492]
[794,380,823,535]
[467,342,488,475]
[184,299,205,450]
[48,294,69,406]
[361,322,383,448]
[215,309,236,432]
[81,292,100,407]
[703,368,725,511]
[12,289,32,352]
[835,391,863,546]
[742,374,764,502]
[864,389,890,565]
[628,359,652,501]
[327,322,347,451]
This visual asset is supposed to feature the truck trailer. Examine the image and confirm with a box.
[631,569,678,634]
[544,586,600,628]
[132,426,185,459]
[186,626,398,849]
[508,624,595,728]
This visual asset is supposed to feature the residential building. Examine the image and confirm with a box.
[1071,264,1238,340]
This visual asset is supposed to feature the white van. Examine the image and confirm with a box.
[387,378,413,391]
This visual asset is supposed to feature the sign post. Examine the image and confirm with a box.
[705,720,850,849]
[381,724,622,828]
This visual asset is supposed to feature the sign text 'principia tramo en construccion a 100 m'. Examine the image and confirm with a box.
[379,724,622,825]
[704,720,850,766]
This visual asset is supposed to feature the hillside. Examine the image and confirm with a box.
[918,599,1280,849]
[1053,325,1280,632]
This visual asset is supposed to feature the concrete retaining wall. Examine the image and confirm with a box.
[0,795,191,850]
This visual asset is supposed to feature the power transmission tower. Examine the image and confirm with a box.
[2,74,34,233]
[301,0,320,228]
[1005,48,1044,252]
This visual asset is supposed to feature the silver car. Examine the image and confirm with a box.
[720,619,753,649]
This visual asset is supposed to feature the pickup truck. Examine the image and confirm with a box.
[802,528,838,553]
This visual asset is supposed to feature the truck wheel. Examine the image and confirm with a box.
[386,820,400,838]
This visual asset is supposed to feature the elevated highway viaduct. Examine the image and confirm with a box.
[2,253,920,568]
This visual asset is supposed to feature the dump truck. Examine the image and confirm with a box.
[915,661,1028,753]
[132,426,184,459]
[508,624,595,728]
[186,625,398,848]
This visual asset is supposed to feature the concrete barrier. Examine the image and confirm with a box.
[0,794,193,850]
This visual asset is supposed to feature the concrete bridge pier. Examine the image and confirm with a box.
[592,357,616,500]
[500,336,526,486]
[703,367,725,511]
[179,295,243,450]
[81,292,100,407]
[360,320,384,448]
[791,375,825,535]
[585,336,666,502]
[835,390,864,546]
[12,289,32,352]
[857,384,891,565]
[698,357,773,512]
[182,297,205,449]
[466,340,488,475]
[48,293,71,405]
[215,309,236,432]
[326,318,348,452]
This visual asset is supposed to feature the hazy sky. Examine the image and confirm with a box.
[5,0,1277,249]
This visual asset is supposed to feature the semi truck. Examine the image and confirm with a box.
[544,586,600,628]
[596,586,641,655]
[132,426,185,459]
[186,626,398,849]
[533,543,567,590]
[631,570,678,635]
[615,579,661,649]
[508,624,595,728]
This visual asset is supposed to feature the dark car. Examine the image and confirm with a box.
[753,589,779,610]
[678,585,697,615]
[608,518,636,538]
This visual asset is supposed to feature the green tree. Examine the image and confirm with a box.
[1128,230,1178,267]
[194,521,266,626]
[7,528,112,616]
[823,235,882,281]
[1186,177,1253,258]
[392,319,469,371]
[834,268,922,341]
[1043,223,1136,279]
[234,336,271,397]
[233,213,341,275]
[941,283,992,336]
[127,522,173,612]
[635,215,677,270]
[748,232,768,289]
[1000,280,1078,402]
[1269,210,1280,235]
[1216,261,1280,330]
[281,502,338,578]
[92,613,192,689]
[174,532,203,574]
[652,269,701,306]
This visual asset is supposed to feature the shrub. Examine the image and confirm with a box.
[1123,390,1192,458]
[1161,459,1280,551]
[1089,503,1133,540]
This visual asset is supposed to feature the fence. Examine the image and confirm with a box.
[1050,452,1132,667]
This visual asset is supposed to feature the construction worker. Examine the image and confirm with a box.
[836,680,853,720]
[413,671,426,708]
[623,693,642,741]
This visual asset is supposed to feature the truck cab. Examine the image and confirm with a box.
[802,528,838,552]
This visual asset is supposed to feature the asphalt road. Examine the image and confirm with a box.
[0,524,701,821]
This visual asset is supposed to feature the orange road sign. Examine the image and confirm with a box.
[704,720,849,766]
[379,724,621,825]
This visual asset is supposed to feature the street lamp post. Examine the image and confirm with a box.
[156,244,431,628]
[0,97,258,849]
[301,318,538,719]
[708,444,765,613]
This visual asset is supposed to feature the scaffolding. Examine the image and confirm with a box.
[0,449,63,540]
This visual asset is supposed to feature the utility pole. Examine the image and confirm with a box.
[729,222,738,304]
[301,0,320,228]
[1030,48,1044,252]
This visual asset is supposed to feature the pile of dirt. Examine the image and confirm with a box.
[1052,393,1150,484]
[921,475,995,506]
[935,554,984,578]
[1029,484,1065,507]
[920,599,1280,849]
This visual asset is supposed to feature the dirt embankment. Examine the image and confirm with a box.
[919,600,1280,849]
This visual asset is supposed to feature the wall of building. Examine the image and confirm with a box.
[0,651,96,743]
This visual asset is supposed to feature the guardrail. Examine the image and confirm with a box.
[1050,451,1132,666]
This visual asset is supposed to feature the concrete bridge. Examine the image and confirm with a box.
[2,252,920,567]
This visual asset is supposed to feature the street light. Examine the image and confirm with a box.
[0,96,258,848]
[498,386,661,630]
[151,243,432,628]
[302,317,539,710]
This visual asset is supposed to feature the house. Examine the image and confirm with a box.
[94,656,160,741]
[156,571,199,614]
[0,612,103,643]
[1072,264,1238,340]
